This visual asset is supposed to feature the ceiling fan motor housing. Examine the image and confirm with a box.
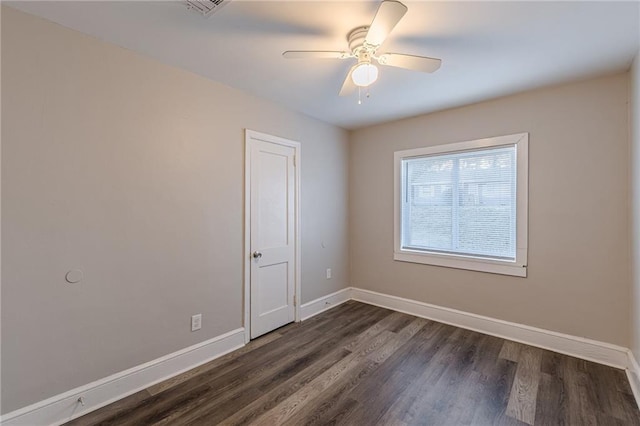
[348,27,374,54]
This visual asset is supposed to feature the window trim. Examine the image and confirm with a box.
[393,133,528,277]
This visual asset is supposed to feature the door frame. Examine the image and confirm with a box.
[244,129,301,343]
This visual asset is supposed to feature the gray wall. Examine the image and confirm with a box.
[349,74,630,347]
[631,50,640,365]
[1,7,349,413]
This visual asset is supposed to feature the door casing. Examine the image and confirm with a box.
[244,129,301,343]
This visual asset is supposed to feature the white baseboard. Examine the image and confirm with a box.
[351,287,630,370]
[300,287,352,321]
[627,350,640,408]
[0,328,245,426]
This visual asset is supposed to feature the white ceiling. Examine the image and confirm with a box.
[8,1,640,130]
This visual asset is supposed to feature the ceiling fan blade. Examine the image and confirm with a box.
[283,51,351,59]
[364,0,408,47]
[339,65,357,96]
[377,53,442,73]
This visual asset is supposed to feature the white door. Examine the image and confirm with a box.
[246,131,299,339]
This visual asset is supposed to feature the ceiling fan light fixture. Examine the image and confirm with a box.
[282,1,442,97]
[351,63,379,87]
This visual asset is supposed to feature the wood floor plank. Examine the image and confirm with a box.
[253,318,427,426]
[447,335,506,426]
[499,340,524,362]
[107,329,328,426]
[342,311,411,352]
[249,330,397,425]
[178,314,388,425]
[534,372,568,425]
[471,358,519,425]
[622,392,640,421]
[584,361,640,425]
[294,319,430,425]
[506,345,543,425]
[142,306,392,426]
[540,349,563,377]
[376,325,474,425]
[406,329,486,424]
[288,321,442,424]
[147,331,282,396]
[217,309,409,426]
[341,321,452,425]
[281,301,377,336]
[562,355,601,426]
[64,302,640,426]
[216,347,352,426]
[165,347,352,426]
[291,319,440,426]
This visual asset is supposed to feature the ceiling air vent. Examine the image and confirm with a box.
[185,0,230,18]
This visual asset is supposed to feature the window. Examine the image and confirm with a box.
[394,133,528,277]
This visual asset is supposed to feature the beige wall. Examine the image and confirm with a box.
[2,3,636,417]
[631,50,640,362]
[1,7,349,413]
[350,74,630,347]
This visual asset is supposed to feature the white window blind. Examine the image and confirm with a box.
[401,145,517,261]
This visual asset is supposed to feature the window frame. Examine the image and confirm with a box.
[393,133,528,277]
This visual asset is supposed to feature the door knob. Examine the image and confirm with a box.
[252,251,263,259]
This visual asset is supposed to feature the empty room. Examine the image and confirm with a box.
[2,0,640,425]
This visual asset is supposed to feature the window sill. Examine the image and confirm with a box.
[394,251,527,277]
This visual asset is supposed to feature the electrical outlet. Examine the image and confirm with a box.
[326,268,332,279]
[191,314,202,332]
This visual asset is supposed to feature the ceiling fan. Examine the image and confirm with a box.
[282,0,442,96]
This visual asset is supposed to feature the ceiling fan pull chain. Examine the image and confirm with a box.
[358,86,362,105]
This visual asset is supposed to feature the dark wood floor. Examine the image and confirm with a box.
[66,301,640,425]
